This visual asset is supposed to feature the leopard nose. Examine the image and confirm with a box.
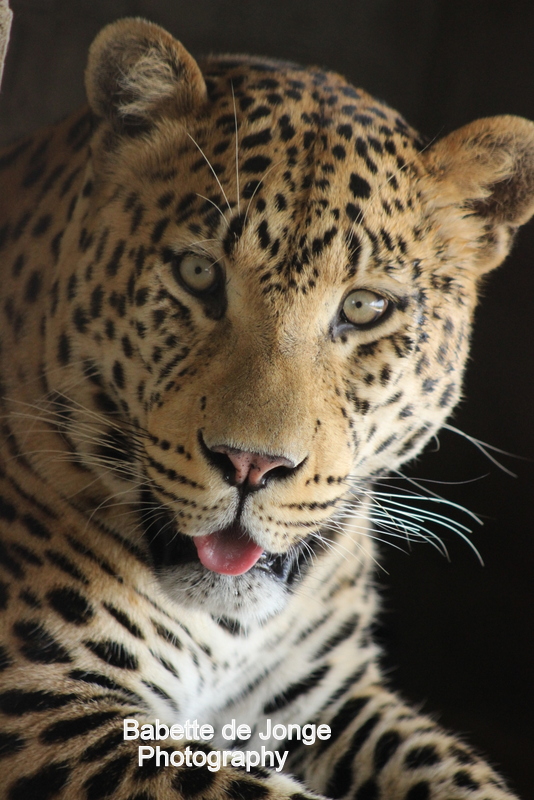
[212,446,296,487]
[200,435,303,489]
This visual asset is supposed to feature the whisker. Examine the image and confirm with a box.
[231,80,240,216]
[443,423,520,476]
[186,131,232,215]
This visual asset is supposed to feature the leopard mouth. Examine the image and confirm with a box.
[140,489,306,582]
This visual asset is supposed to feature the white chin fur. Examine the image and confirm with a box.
[157,563,289,625]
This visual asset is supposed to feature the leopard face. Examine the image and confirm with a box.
[4,19,534,624]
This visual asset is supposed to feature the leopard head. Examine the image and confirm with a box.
[41,19,534,622]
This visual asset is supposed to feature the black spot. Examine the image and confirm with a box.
[0,222,9,250]
[25,270,42,303]
[83,639,139,670]
[67,109,94,151]
[326,714,381,799]
[453,771,480,791]
[45,549,89,584]
[13,620,72,664]
[142,680,177,709]
[0,580,8,610]
[135,287,150,307]
[106,240,126,277]
[82,178,94,197]
[275,193,287,211]
[279,120,296,141]
[0,730,25,759]
[81,730,125,762]
[226,779,269,800]
[380,366,391,385]
[12,210,32,240]
[151,217,170,244]
[104,603,144,639]
[60,165,82,197]
[422,377,438,393]
[157,191,175,209]
[257,220,271,249]
[41,710,118,743]
[448,745,475,765]
[263,664,329,713]
[47,586,94,625]
[9,542,42,567]
[405,782,430,800]
[172,758,217,796]
[242,155,272,173]
[374,730,402,770]
[0,645,12,672]
[439,382,456,407]
[11,253,26,278]
[0,688,74,715]
[375,433,397,454]
[380,228,394,251]
[0,495,17,522]
[19,588,41,608]
[345,202,362,222]
[317,695,371,753]
[405,745,440,769]
[152,620,183,650]
[303,130,315,149]
[332,144,346,160]
[83,754,131,800]
[57,333,71,365]
[223,213,246,255]
[94,392,119,414]
[122,335,133,359]
[248,105,271,122]
[243,179,262,199]
[90,285,104,318]
[0,540,23,579]
[112,361,125,390]
[68,669,140,699]
[0,138,32,171]
[73,305,89,333]
[349,173,371,200]
[313,614,360,659]
[22,162,46,189]
[242,129,272,148]
[355,779,379,800]
[8,761,71,800]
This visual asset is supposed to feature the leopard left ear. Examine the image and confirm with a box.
[85,17,207,134]
[422,115,534,273]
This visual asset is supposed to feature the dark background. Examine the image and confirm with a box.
[1,1,533,795]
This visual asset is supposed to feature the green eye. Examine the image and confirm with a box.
[173,254,219,294]
[342,289,388,327]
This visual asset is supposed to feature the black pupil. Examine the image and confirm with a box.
[194,266,202,274]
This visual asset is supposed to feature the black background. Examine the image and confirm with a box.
[1,1,533,796]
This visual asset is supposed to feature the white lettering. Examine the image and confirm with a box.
[138,745,154,765]
[123,719,139,740]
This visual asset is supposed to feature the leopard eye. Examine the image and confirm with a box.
[172,253,220,294]
[342,289,388,327]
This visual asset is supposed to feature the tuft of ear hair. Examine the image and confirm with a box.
[422,115,534,273]
[85,17,207,133]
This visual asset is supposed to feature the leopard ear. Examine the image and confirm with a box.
[85,18,207,133]
[422,116,534,273]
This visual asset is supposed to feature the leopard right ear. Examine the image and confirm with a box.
[421,115,534,274]
[85,18,207,133]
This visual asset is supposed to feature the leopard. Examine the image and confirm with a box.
[0,16,532,800]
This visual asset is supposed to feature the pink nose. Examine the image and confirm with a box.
[210,446,295,488]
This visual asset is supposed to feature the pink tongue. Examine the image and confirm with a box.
[193,529,264,575]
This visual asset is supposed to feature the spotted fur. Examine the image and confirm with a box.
[0,17,533,800]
